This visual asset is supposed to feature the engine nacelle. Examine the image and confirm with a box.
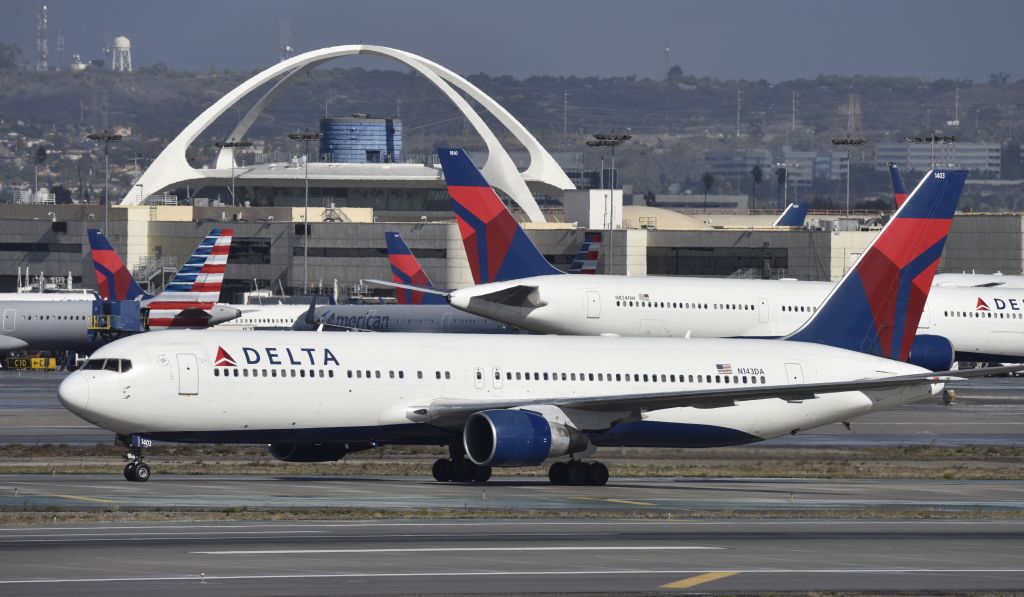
[268,442,349,463]
[463,409,589,467]
[907,334,955,372]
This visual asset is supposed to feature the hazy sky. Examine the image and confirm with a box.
[2,0,1021,81]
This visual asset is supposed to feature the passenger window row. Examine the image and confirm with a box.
[615,300,755,311]
[215,368,334,378]
[782,305,817,313]
[945,310,1021,319]
[503,370,768,385]
[25,315,86,321]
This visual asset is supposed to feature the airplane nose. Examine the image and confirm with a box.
[58,375,90,415]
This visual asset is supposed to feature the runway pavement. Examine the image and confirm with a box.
[0,518,1022,595]
[5,371,1024,445]
[1,474,1022,512]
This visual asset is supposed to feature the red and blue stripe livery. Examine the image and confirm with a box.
[385,231,446,305]
[88,229,152,302]
[787,169,967,361]
[438,148,562,284]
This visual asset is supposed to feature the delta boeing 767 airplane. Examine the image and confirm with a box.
[58,166,1010,486]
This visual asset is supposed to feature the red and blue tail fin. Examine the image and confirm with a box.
[888,162,910,207]
[786,169,967,361]
[144,228,232,328]
[385,231,446,305]
[568,231,602,274]
[87,229,152,301]
[773,203,809,227]
[438,148,563,284]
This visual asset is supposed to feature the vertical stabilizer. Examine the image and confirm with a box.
[385,231,446,305]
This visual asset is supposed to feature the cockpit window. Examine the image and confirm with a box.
[82,358,132,372]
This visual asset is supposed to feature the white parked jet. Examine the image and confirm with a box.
[401,149,1024,366]
[59,166,999,486]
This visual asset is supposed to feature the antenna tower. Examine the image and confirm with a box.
[36,4,48,71]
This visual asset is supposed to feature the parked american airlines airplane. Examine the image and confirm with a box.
[293,231,517,334]
[59,168,1005,485]
[773,203,810,227]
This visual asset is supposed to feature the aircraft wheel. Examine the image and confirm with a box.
[565,461,587,486]
[131,462,151,482]
[431,458,452,482]
[123,462,137,481]
[472,465,492,483]
[586,462,609,486]
[548,462,568,485]
[451,459,474,483]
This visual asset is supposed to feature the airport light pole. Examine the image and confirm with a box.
[87,131,123,233]
[587,132,631,274]
[214,139,253,207]
[831,136,865,216]
[288,130,322,293]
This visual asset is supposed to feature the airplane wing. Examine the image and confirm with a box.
[362,279,450,297]
[414,365,1024,422]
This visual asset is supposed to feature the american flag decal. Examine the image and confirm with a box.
[716,363,733,375]
[638,293,650,301]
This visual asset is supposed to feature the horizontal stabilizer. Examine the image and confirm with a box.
[361,279,451,298]
[468,285,545,309]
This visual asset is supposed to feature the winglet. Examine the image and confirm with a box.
[568,231,602,274]
[438,148,563,283]
[385,231,446,305]
[773,203,810,227]
[87,228,151,301]
[786,170,967,361]
[889,162,910,207]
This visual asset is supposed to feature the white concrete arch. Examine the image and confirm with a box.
[124,44,575,222]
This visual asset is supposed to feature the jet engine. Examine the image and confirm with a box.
[907,334,955,372]
[268,442,350,462]
[463,409,589,467]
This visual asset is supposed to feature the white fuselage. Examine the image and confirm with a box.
[449,275,1024,361]
[59,330,938,450]
[214,304,310,331]
[933,273,1024,289]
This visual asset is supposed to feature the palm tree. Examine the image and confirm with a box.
[701,172,714,212]
[750,165,763,208]
[775,167,787,210]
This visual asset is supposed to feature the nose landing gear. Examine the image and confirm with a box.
[117,434,152,482]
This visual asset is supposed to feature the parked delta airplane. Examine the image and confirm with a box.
[59,166,1012,486]
[889,163,1024,290]
[0,230,240,353]
[379,149,1024,365]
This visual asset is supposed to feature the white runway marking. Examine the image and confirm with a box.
[2,568,1024,585]
[195,545,723,555]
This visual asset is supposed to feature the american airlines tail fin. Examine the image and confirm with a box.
[786,170,967,362]
[144,229,233,327]
[385,231,446,305]
[87,229,152,301]
[437,148,563,284]
[889,162,910,207]
[773,203,810,227]
[568,231,602,274]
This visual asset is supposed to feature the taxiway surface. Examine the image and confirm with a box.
[0,518,1022,595]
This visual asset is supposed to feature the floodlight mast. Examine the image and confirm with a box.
[288,130,323,292]
[87,131,124,233]
[586,132,631,274]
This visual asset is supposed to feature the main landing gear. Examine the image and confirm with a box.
[548,460,608,486]
[431,444,491,483]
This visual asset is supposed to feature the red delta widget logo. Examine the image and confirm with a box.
[976,297,1023,312]
[213,346,340,367]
